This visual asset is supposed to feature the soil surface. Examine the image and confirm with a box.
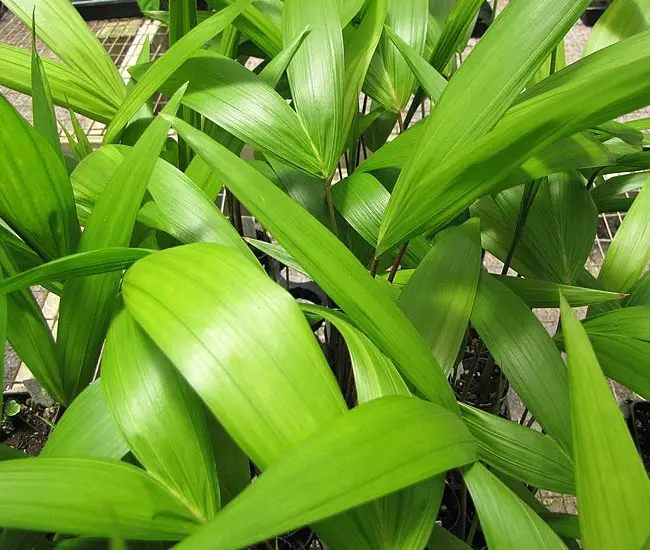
[1,395,57,455]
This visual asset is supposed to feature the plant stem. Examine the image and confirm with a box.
[460,343,484,402]
[458,483,468,539]
[387,242,408,283]
[323,177,338,235]
[501,180,538,275]
[466,512,479,546]
[493,0,499,16]
[519,406,529,425]
[337,162,343,181]
[370,257,379,278]
[397,110,405,134]
[586,169,601,190]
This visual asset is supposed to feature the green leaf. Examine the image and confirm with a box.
[207,0,282,56]
[104,0,251,144]
[71,145,254,263]
[63,104,93,161]
[4,399,20,417]
[384,24,447,102]
[122,243,347,471]
[473,173,598,284]
[560,295,650,550]
[427,525,472,550]
[135,52,322,176]
[0,94,80,261]
[627,269,650,306]
[41,380,128,460]
[301,304,410,402]
[492,275,624,308]
[0,242,64,404]
[175,396,476,550]
[0,444,25,461]
[168,117,458,411]
[2,0,124,102]
[380,7,650,253]
[30,15,62,161]
[330,171,430,266]
[463,463,568,550]
[460,403,575,494]
[284,0,344,177]
[57,88,185,403]
[341,0,387,139]
[470,272,572,452]
[246,238,308,276]
[0,458,199,539]
[590,171,648,201]
[598,173,650,292]
[365,0,429,112]
[103,306,220,520]
[398,220,481,374]
[302,303,442,550]
[169,0,197,44]
[584,0,650,55]
[257,26,310,89]
[0,44,118,123]
[0,248,151,294]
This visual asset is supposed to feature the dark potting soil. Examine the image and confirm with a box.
[629,402,650,472]
[1,395,56,455]
[453,360,508,415]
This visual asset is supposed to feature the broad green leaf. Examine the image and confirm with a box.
[359,125,612,177]
[0,458,199,539]
[470,273,572,452]
[428,0,483,71]
[257,26,310,89]
[3,0,124,101]
[384,24,447,102]
[381,0,592,251]
[463,463,568,550]
[398,220,481,374]
[0,444,25,461]
[122,243,347,471]
[460,404,575,494]
[284,0,344,177]
[42,380,128,460]
[301,304,410,402]
[121,243,404,547]
[584,0,650,55]
[0,44,117,123]
[590,171,648,201]
[30,17,62,161]
[598,173,650,292]
[0,248,151,294]
[492,275,624,308]
[560,295,650,550]
[134,52,322,176]
[57,88,185,403]
[71,145,254,263]
[336,0,364,25]
[473,173,598,284]
[103,307,220,520]
[169,0,198,44]
[330,172,430,266]
[341,0,387,139]
[0,242,64,404]
[0,94,80,261]
[365,0,429,113]
[175,396,476,550]
[104,0,251,144]
[168,117,458,411]
[380,12,650,253]
[207,0,282,56]
[628,269,650,306]
[298,304,440,550]
[427,525,472,550]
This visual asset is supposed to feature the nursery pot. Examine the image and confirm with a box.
[626,400,650,472]
[452,355,510,419]
[472,1,494,38]
[580,0,611,26]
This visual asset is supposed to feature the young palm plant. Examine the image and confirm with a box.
[0,0,650,548]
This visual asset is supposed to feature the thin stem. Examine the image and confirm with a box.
[519,406,529,425]
[549,46,558,76]
[587,169,602,191]
[458,484,468,539]
[397,110,405,134]
[493,0,499,17]
[232,196,243,236]
[323,177,338,235]
[370,257,380,278]
[501,180,538,275]
[387,242,408,283]
[344,152,351,175]
[466,512,480,546]
[337,162,343,181]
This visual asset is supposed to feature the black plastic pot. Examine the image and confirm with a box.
[71,0,141,20]
[626,400,650,472]
[581,1,611,26]
[472,1,494,38]
[452,355,510,419]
